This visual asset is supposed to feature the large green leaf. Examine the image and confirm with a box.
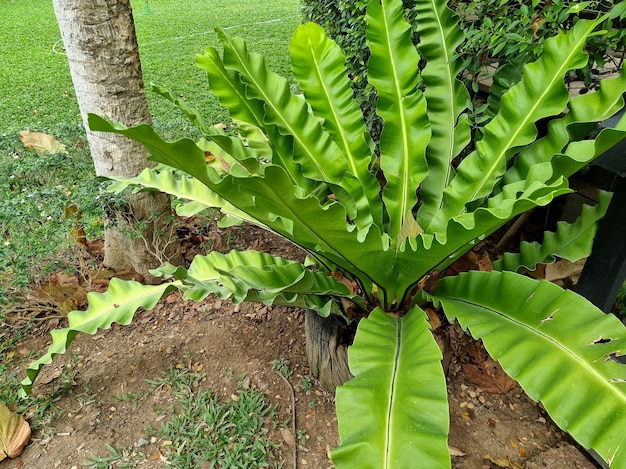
[494,190,612,272]
[107,165,259,226]
[290,22,384,234]
[20,279,176,396]
[414,0,472,230]
[431,271,626,467]
[89,115,399,294]
[366,0,431,245]
[429,18,601,233]
[89,114,216,185]
[333,307,450,469]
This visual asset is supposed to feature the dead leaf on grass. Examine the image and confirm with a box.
[0,402,31,461]
[18,130,66,155]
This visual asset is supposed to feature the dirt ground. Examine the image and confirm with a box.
[0,223,601,469]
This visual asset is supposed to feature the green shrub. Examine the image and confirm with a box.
[302,0,626,133]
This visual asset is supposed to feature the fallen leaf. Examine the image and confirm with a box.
[280,428,295,446]
[0,402,31,461]
[449,446,466,457]
[462,359,517,394]
[18,130,66,155]
[483,454,512,468]
[544,258,586,283]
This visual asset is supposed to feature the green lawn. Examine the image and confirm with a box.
[0,0,302,295]
[0,0,301,133]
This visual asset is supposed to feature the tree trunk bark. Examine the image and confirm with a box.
[305,311,354,392]
[53,0,180,282]
[305,310,451,393]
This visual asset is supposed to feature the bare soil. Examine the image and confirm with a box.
[1,223,599,469]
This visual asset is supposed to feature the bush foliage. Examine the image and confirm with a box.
[302,0,626,135]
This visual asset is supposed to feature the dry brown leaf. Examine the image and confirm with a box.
[280,428,295,446]
[544,258,586,283]
[18,130,66,155]
[462,358,517,394]
[0,402,31,461]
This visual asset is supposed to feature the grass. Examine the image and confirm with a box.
[0,0,301,299]
[147,367,281,468]
[83,366,283,468]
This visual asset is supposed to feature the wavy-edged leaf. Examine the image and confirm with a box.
[89,114,216,185]
[20,279,176,396]
[108,165,258,226]
[366,0,431,245]
[429,18,601,233]
[217,29,351,189]
[494,190,612,272]
[164,250,364,316]
[503,72,626,186]
[290,22,383,233]
[393,178,571,301]
[554,112,626,179]
[333,307,449,469]
[414,0,472,229]
[431,271,626,467]
[196,47,302,181]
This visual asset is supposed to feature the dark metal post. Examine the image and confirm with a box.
[575,179,626,312]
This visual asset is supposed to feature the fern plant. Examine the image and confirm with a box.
[21,0,626,467]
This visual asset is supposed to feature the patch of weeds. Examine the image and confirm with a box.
[220,367,234,379]
[113,391,144,411]
[82,444,145,469]
[74,384,97,411]
[271,358,293,380]
[146,365,281,468]
[298,374,314,392]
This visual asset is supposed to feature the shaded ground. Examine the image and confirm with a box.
[1,224,599,469]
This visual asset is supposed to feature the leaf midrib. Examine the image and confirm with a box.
[447,296,626,406]
[464,21,597,209]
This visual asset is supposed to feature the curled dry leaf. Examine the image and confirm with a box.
[0,402,31,461]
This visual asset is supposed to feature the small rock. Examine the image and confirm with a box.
[137,438,150,447]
